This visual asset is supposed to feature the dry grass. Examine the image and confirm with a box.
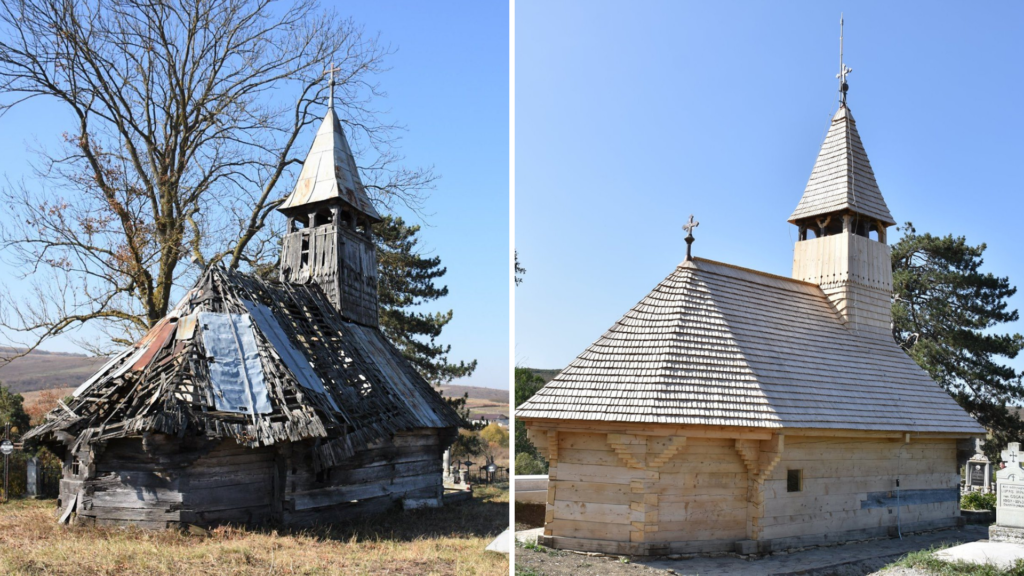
[0,485,509,576]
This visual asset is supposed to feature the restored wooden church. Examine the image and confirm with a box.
[517,59,986,555]
[25,76,462,528]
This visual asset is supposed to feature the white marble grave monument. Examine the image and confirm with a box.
[991,442,1024,543]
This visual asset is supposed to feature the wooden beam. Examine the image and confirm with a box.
[519,419,774,440]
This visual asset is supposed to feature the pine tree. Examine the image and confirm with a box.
[514,367,548,474]
[891,223,1024,460]
[376,215,477,387]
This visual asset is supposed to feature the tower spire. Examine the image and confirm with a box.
[837,14,852,107]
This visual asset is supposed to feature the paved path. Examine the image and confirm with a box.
[933,540,1024,570]
[638,526,988,576]
[514,525,989,576]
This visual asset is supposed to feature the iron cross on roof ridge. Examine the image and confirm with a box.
[325,61,342,109]
[683,214,699,261]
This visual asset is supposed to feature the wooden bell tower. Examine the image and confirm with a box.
[789,42,896,335]
[277,66,382,327]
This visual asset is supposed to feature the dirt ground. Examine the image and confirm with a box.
[515,547,666,576]
[514,502,545,531]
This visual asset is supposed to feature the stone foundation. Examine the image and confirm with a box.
[989,525,1024,544]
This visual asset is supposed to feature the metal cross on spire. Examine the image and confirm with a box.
[683,214,699,261]
[837,14,852,107]
[325,61,342,110]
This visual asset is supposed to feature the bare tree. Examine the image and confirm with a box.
[0,0,434,360]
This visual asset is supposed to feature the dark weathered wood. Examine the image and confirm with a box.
[25,217,460,531]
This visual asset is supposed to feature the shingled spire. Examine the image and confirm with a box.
[788,105,894,232]
[790,21,895,335]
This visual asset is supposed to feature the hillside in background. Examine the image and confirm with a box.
[438,385,509,417]
[0,347,109,393]
[437,385,507,403]
[521,368,561,384]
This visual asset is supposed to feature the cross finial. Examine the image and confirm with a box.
[836,14,852,107]
[325,61,342,110]
[1003,443,1022,469]
[683,214,699,261]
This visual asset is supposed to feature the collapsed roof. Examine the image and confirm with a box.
[26,267,461,470]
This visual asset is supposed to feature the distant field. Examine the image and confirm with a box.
[0,347,108,393]
[437,385,508,403]
[464,398,509,417]
[438,385,508,417]
[21,387,76,404]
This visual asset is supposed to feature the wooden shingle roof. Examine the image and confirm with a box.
[788,106,895,226]
[517,258,983,434]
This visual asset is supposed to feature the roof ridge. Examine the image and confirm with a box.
[687,257,820,288]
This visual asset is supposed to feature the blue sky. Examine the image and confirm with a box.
[0,1,510,389]
[515,2,1024,372]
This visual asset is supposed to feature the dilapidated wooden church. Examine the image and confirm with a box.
[25,77,462,529]
[517,56,986,555]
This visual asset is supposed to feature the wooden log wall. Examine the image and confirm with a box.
[759,436,959,544]
[280,224,378,327]
[70,436,204,529]
[185,440,277,526]
[532,428,962,555]
[282,428,444,526]
[60,429,445,529]
[534,431,748,555]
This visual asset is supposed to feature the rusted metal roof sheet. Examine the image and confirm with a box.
[277,108,381,222]
[176,314,198,340]
[131,321,176,371]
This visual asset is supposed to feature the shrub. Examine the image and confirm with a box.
[961,490,997,511]
[480,423,509,448]
[515,452,547,476]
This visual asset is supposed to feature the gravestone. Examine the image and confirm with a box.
[25,457,39,498]
[967,454,992,491]
[990,443,1024,543]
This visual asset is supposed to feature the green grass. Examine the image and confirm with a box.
[886,544,1024,576]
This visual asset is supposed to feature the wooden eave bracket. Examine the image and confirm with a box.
[608,434,686,470]
[526,428,554,460]
[735,434,784,481]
